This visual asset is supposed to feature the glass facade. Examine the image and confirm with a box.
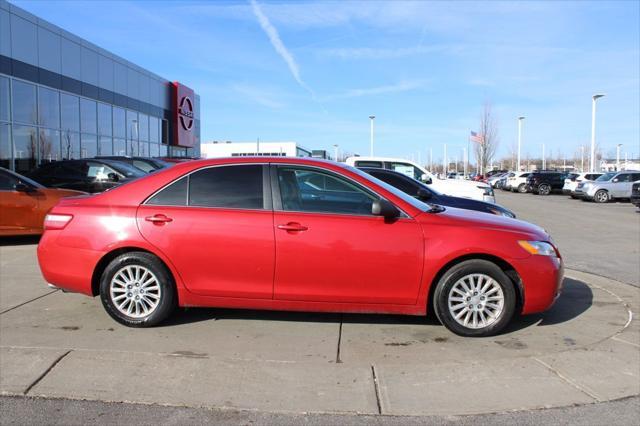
[0,75,168,174]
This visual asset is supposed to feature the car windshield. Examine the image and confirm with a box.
[596,172,617,182]
[344,164,434,212]
[101,160,146,178]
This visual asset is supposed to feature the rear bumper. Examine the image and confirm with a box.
[513,254,564,315]
[37,231,101,296]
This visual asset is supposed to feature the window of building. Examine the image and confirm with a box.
[189,165,264,209]
[161,119,169,144]
[126,110,138,141]
[0,123,10,170]
[81,133,97,158]
[277,167,375,215]
[138,140,149,157]
[97,103,112,136]
[12,80,37,125]
[39,128,61,163]
[147,176,188,206]
[99,136,113,156]
[113,107,125,138]
[12,125,38,175]
[158,143,168,157]
[38,87,60,129]
[0,77,10,122]
[149,142,160,157]
[80,98,97,134]
[149,116,159,143]
[113,138,126,156]
[138,113,149,141]
[61,131,80,160]
[60,93,80,133]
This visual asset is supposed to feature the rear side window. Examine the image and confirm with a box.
[370,171,418,196]
[147,176,188,206]
[189,165,264,209]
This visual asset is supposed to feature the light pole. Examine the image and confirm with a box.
[443,144,447,175]
[590,94,605,172]
[517,116,525,171]
[616,143,622,171]
[463,147,467,177]
[130,119,138,156]
[580,145,585,172]
[369,115,375,156]
[333,144,339,162]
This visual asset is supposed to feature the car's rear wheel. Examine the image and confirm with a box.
[538,184,551,195]
[594,189,609,203]
[517,183,527,193]
[433,260,516,337]
[100,252,176,327]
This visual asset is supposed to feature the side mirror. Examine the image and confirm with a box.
[14,183,33,193]
[416,188,432,200]
[372,199,400,219]
[108,172,120,182]
[421,174,432,184]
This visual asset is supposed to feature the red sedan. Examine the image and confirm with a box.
[38,157,563,337]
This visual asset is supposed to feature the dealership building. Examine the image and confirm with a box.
[0,0,200,176]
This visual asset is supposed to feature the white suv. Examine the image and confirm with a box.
[345,156,495,203]
[562,172,603,198]
[507,172,531,193]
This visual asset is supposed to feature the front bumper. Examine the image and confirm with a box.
[513,254,564,315]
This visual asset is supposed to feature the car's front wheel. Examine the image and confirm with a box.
[100,252,176,327]
[594,189,609,203]
[433,260,516,337]
[538,184,551,195]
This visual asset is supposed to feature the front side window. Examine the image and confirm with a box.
[278,167,375,215]
[189,165,264,209]
[388,162,422,180]
[614,173,632,183]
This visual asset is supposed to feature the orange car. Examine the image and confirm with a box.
[0,167,87,236]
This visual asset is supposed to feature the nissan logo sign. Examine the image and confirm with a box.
[178,96,194,131]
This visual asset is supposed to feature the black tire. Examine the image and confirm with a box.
[538,184,551,195]
[594,189,609,204]
[433,259,516,337]
[99,252,176,327]
[517,183,527,193]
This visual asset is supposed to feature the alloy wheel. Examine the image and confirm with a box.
[448,273,505,329]
[109,265,162,318]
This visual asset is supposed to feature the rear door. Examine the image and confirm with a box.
[137,164,275,298]
[272,165,423,304]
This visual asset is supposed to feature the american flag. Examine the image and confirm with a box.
[470,131,485,144]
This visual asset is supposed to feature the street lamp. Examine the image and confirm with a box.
[333,144,339,162]
[580,145,585,172]
[369,115,375,156]
[590,94,605,172]
[616,143,623,171]
[517,116,525,171]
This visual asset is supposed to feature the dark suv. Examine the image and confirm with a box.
[526,171,567,195]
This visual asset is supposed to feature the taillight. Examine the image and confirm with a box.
[44,214,73,230]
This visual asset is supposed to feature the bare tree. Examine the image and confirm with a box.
[474,102,499,174]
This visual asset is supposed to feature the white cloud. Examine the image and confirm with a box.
[321,80,427,101]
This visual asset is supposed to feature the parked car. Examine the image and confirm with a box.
[631,181,640,208]
[574,171,640,203]
[494,174,509,190]
[359,167,516,218]
[96,156,173,173]
[39,157,563,337]
[345,157,495,203]
[526,171,567,195]
[562,172,603,198]
[0,167,85,236]
[28,159,146,193]
[508,172,531,193]
[488,172,509,188]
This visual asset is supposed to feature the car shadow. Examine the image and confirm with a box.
[163,278,593,334]
[0,235,41,246]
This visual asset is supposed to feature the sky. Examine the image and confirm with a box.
[14,0,640,164]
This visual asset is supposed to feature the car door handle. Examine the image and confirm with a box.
[277,223,308,232]
[145,214,173,224]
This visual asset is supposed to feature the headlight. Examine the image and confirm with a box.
[489,208,515,218]
[518,240,557,256]
[479,186,494,196]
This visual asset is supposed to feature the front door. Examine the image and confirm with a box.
[137,164,275,298]
[272,166,423,305]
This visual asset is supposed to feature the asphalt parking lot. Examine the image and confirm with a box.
[1,191,639,424]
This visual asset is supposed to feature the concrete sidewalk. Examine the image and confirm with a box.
[1,244,639,416]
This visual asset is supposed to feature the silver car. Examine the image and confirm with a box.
[575,171,640,203]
